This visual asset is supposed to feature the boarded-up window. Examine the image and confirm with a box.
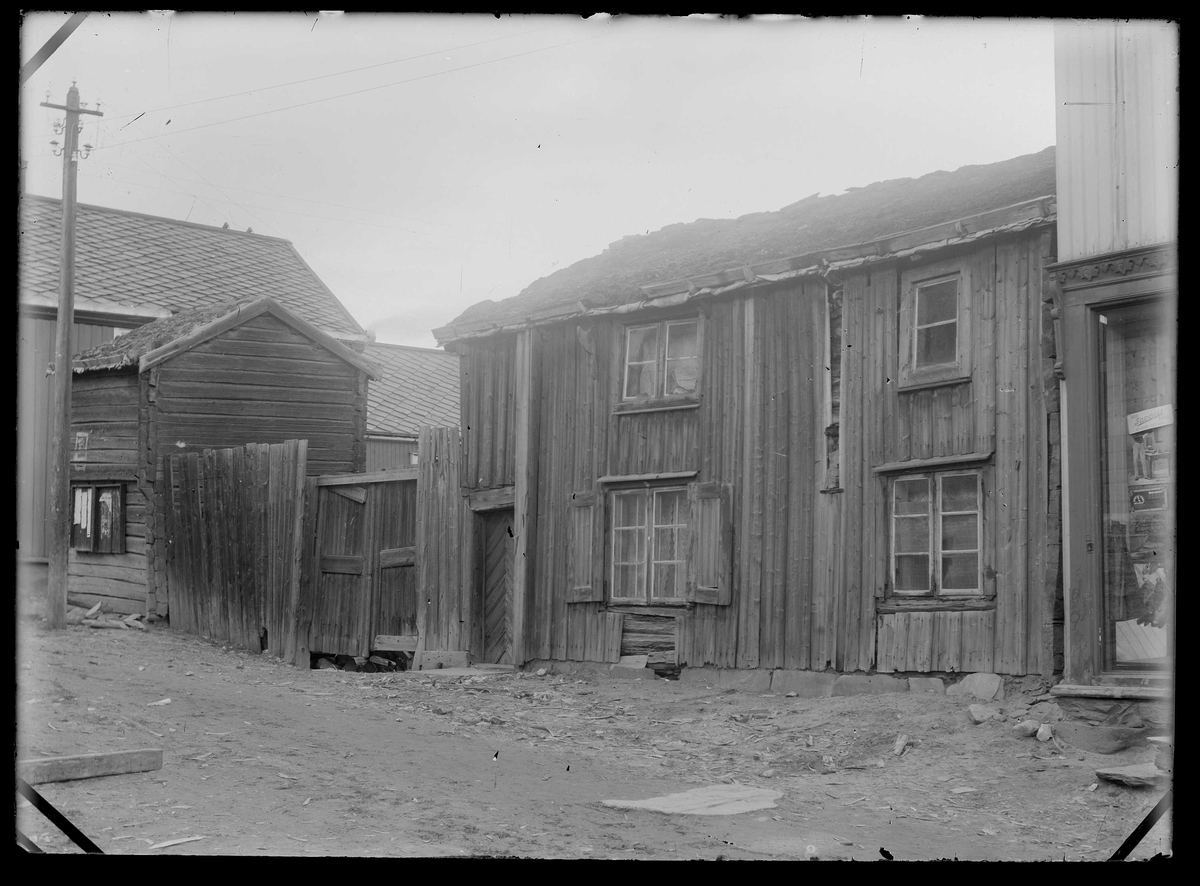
[71,483,126,554]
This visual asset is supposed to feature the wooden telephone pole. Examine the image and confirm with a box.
[40,84,102,628]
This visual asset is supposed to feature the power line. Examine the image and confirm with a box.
[99,23,567,122]
[95,31,609,151]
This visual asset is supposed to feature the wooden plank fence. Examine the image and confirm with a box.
[161,429,466,667]
[163,440,309,663]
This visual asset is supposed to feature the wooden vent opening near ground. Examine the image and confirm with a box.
[620,613,677,668]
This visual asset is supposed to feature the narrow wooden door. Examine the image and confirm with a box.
[480,509,515,664]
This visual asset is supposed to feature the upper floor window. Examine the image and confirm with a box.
[899,260,972,388]
[892,470,982,595]
[623,319,700,401]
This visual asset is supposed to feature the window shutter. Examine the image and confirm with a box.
[567,491,604,602]
[688,481,733,605]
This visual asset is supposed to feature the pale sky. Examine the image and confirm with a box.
[20,13,1058,349]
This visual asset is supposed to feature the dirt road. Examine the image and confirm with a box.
[16,614,1172,859]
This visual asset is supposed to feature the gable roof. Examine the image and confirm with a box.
[363,342,461,436]
[19,193,365,340]
[436,146,1056,342]
[72,296,380,379]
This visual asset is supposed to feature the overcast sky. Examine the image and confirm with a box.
[20,13,1058,349]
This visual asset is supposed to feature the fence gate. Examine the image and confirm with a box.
[307,472,419,658]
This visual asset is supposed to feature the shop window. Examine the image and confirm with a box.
[622,318,700,401]
[1098,300,1174,670]
[899,260,972,388]
[566,481,732,606]
[891,470,982,595]
[71,483,125,554]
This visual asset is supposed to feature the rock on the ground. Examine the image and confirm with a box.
[831,674,908,697]
[1036,724,1054,742]
[1026,701,1066,723]
[947,673,1004,701]
[968,704,1000,724]
[770,670,836,698]
[1054,722,1144,754]
[907,677,946,695]
[1095,763,1169,788]
[1012,719,1041,737]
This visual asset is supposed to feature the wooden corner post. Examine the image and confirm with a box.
[511,329,541,667]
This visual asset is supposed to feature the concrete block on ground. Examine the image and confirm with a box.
[946,672,1004,701]
[907,677,946,695]
[831,674,909,696]
[718,669,773,693]
[770,670,836,698]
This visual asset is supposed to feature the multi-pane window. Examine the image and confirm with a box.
[611,486,688,602]
[892,471,981,595]
[71,483,125,554]
[899,262,971,388]
[623,319,700,400]
[914,276,959,368]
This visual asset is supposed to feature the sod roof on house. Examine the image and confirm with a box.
[441,146,1056,336]
[363,342,461,436]
[19,193,364,339]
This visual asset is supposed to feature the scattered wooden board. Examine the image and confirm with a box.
[17,749,164,785]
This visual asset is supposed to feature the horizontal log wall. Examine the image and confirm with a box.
[67,369,146,611]
[19,316,119,560]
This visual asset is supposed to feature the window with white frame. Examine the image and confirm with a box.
[899,260,972,388]
[610,486,689,602]
[622,319,700,401]
[891,471,982,595]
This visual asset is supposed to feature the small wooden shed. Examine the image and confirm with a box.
[68,296,379,618]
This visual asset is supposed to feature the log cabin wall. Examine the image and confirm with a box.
[143,313,369,618]
[67,369,148,614]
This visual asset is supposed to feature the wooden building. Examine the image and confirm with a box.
[18,195,366,576]
[67,297,378,618]
[434,148,1064,676]
[363,342,461,471]
[1051,21,1177,695]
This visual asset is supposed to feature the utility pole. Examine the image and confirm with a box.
[40,83,102,628]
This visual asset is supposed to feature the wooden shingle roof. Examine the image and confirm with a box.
[19,193,364,340]
[363,342,461,436]
[437,146,1056,341]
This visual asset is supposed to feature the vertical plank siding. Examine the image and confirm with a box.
[163,440,308,659]
[451,231,1052,676]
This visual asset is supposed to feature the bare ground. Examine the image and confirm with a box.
[15,601,1172,860]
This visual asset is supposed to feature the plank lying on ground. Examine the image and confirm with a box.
[18,749,164,785]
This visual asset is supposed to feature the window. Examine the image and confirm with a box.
[891,471,981,595]
[611,487,688,602]
[899,261,972,388]
[71,483,125,554]
[622,318,700,401]
[567,480,733,606]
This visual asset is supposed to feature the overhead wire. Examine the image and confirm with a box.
[99,22,568,122]
[95,29,610,150]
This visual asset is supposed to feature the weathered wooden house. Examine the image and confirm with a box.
[67,297,379,618]
[18,195,366,576]
[434,147,1065,676]
[363,342,461,470]
[1051,21,1176,699]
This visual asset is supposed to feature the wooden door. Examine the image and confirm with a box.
[371,479,419,651]
[479,509,515,664]
[309,484,371,656]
